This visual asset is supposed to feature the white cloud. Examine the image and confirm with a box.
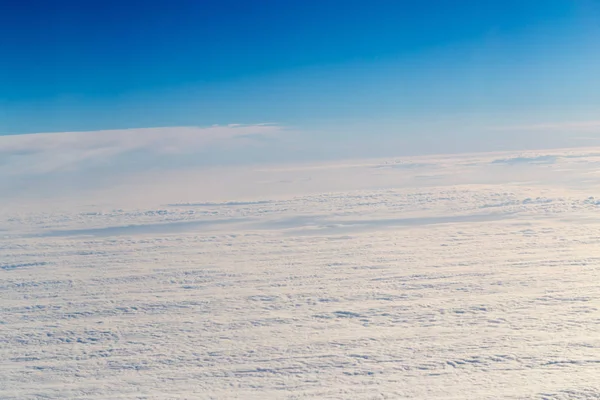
[0,124,284,175]
[4,149,600,398]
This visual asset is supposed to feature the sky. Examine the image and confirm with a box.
[1,0,600,182]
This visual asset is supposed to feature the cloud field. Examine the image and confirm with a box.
[2,147,600,398]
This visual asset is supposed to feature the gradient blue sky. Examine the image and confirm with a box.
[1,0,600,155]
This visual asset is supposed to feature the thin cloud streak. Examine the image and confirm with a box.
[0,124,284,175]
[488,121,600,132]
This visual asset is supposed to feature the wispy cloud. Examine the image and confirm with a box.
[0,124,284,175]
[488,121,600,132]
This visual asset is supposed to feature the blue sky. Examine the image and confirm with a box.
[1,0,600,158]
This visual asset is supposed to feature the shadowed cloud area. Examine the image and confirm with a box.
[30,213,514,238]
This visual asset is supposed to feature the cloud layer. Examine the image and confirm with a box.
[4,147,600,398]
